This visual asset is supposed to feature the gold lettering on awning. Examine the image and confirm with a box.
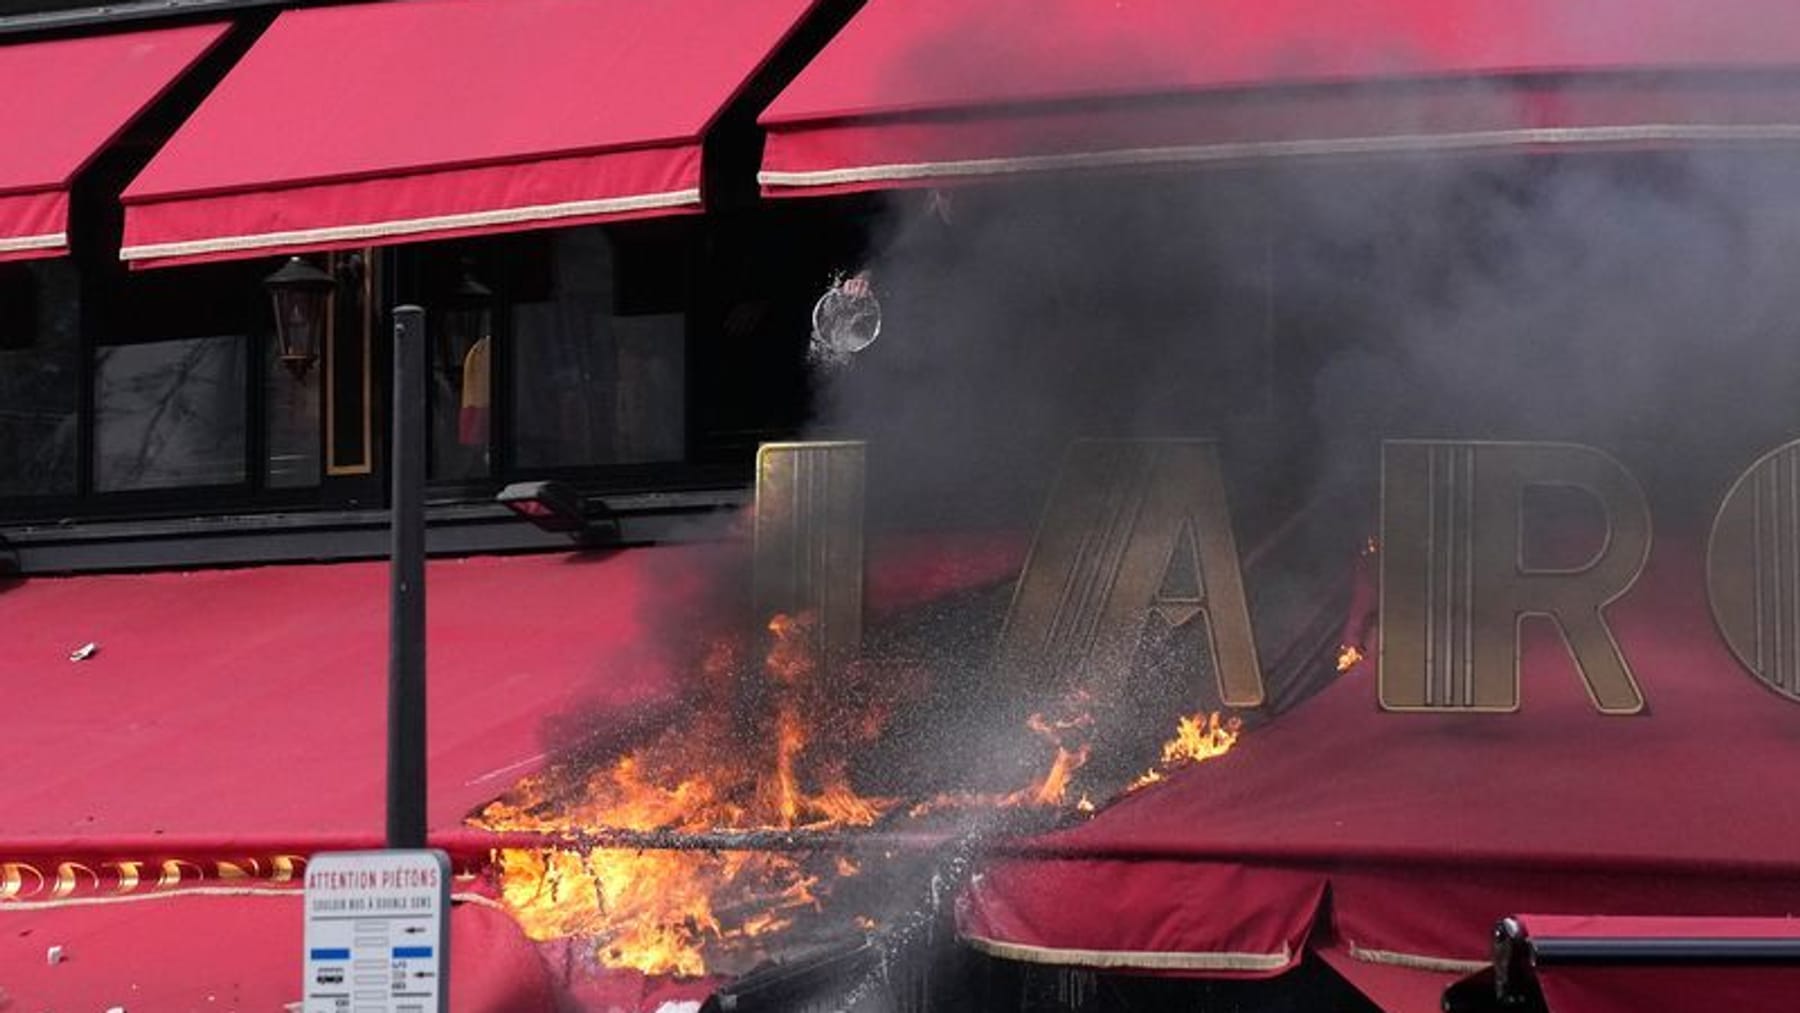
[1708,439,1800,702]
[1380,441,1650,714]
[996,440,1264,708]
[753,442,867,661]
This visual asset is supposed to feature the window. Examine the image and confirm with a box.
[0,255,340,513]
[418,225,689,484]
[85,258,312,497]
[510,227,685,469]
[0,261,78,497]
[93,335,247,491]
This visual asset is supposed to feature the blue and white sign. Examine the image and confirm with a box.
[303,850,449,1013]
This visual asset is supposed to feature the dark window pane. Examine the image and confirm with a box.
[266,343,321,488]
[0,262,78,497]
[94,336,246,491]
[511,229,685,468]
[429,322,492,481]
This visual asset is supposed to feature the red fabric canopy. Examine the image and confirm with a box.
[958,538,1800,1011]
[0,550,704,846]
[120,0,815,268]
[761,0,1800,197]
[0,894,555,1011]
[0,23,225,262]
[0,547,712,1006]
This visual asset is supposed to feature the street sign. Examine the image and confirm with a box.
[303,850,449,1013]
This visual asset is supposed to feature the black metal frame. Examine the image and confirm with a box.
[1444,916,1800,1013]
[0,0,355,37]
[388,305,427,848]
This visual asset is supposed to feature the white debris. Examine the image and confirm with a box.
[652,1003,702,1013]
[45,945,63,965]
[68,642,99,662]
[105,1007,125,1013]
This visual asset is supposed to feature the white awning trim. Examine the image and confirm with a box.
[120,187,701,262]
[0,231,65,254]
[761,122,1800,190]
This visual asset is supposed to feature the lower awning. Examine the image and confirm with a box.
[0,549,703,845]
[0,546,725,1005]
[956,537,1800,1012]
[0,23,226,261]
[0,892,556,1011]
[760,0,1800,198]
[120,0,814,267]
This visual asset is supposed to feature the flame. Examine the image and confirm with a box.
[907,690,1097,816]
[1128,711,1243,792]
[475,613,896,977]
[476,619,1139,978]
[1337,644,1365,671]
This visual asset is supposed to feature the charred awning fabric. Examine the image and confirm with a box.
[958,540,1800,1009]
[119,0,814,267]
[0,23,225,261]
[761,0,1800,197]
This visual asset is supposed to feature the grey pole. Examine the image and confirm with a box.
[389,305,428,848]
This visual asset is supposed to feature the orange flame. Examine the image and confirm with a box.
[475,613,895,977]
[1337,644,1365,672]
[1128,711,1242,793]
[477,619,1193,977]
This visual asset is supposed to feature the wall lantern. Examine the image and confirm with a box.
[439,259,493,378]
[263,256,336,380]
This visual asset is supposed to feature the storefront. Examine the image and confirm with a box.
[6,1,1800,1010]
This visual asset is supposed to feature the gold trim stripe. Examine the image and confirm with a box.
[760,123,1800,190]
[120,188,701,262]
[963,933,1292,972]
[0,232,65,254]
[1346,942,1489,975]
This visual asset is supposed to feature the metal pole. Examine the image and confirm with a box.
[389,305,428,849]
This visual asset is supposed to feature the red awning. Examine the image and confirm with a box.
[0,550,705,844]
[0,895,557,1011]
[760,0,1800,197]
[120,0,815,268]
[0,23,226,262]
[0,547,718,1006]
[958,539,1800,1011]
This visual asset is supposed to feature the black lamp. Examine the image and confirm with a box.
[263,256,336,379]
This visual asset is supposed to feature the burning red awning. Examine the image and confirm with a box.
[760,0,1800,197]
[957,540,1800,1011]
[119,0,815,268]
[0,23,226,262]
[0,548,708,1006]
